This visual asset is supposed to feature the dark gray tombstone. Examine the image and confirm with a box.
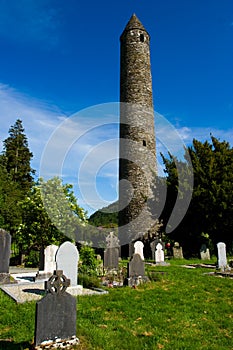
[128,254,145,277]
[0,229,11,284]
[34,270,76,346]
[104,232,120,270]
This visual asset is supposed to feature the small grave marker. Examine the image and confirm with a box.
[134,241,144,260]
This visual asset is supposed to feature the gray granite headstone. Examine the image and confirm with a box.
[104,232,120,270]
[128,253,145,277]
[56,242,79,287]
[0,229,11,284]
[217,242,227,270]
[134,241,144,260]
[200,244,210,260]
[34,270,76,346]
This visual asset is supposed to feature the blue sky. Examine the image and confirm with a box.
[0,0,232,216]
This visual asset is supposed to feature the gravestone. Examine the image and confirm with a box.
[134,241,144,260]
[104,232,120,270]
[217,242,228,270]
[34,270,77,346]
[124,254,148,287]
[56,242,79,287]
[35,245,58,281]
[200,244,210,260]
[150,238,161,261]
[0,229,11,284]
[155,243,165,264]
[173,242,183,259]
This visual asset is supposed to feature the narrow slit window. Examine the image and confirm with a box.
[143,140,147,146]
[140,34,144,42]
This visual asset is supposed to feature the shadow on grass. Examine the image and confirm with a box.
[0,340,33,350]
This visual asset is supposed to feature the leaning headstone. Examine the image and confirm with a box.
[56,242,79,287]
[34,270,78,347]
[124,254,148,287]
[134,241,144,260]
[173,242,184,259]
[35,245,58,281]
[0,229,11,284]
[200,244,210,260]
[104,232,120,270]
[217,242,228,270]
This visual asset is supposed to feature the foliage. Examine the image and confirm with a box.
[78,273,101,289]
[0,162,23,232]
[79,245,99,275]
[2,119,35,192]
[15,177,87,253]
[161,136,233,255]
[89,201,118,227]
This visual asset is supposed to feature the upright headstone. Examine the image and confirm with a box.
[217,242,227,270]
[0,229,11,284]
[124,254,148,287]
[104,232,120,270]
[200,244,210,260]
[35,245,59,281]
[56,242,79,287]
[155,243,165,264]
[34,270,77,347]
[134,241,144,260]
[173,242,184,259]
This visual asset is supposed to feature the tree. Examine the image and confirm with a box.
[3,119,35,192]
[0,156,23,232]
[161,136,233,255]
[15,177,87,254]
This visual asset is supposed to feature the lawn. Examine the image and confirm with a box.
[0,259,233,350]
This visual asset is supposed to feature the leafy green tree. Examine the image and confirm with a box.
[2,119,35,192]
[15,177,87,254]
[161,136,233,255]
[0,157,22,232]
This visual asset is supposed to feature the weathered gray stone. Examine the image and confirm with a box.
[173,242,183,259]
[56,242,79,287]
[34,270,76,346]
[0,229,11,273]
[0,229,11,284]
[104,232,120,270]
[128,253,145,277]
[200,244,210,260]
[118,15,157,247]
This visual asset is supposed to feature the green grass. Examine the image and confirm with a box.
[1,261,233,349]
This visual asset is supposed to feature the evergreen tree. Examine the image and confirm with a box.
[3,119,35,192]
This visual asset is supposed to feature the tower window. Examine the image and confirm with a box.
[143,140,147,146]
[140,34,145,42]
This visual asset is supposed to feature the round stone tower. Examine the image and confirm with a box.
[118,14,157,254]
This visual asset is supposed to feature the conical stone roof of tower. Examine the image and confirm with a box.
[120,14,149,39]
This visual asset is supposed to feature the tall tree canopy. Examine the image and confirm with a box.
[2,119,35,192]
[161,136,233,255]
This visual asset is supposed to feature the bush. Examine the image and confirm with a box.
[79,245,99,275]
[24,250,39,267]
[78,273,100,288]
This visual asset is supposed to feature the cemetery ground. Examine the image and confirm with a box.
[0,259,233,350]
